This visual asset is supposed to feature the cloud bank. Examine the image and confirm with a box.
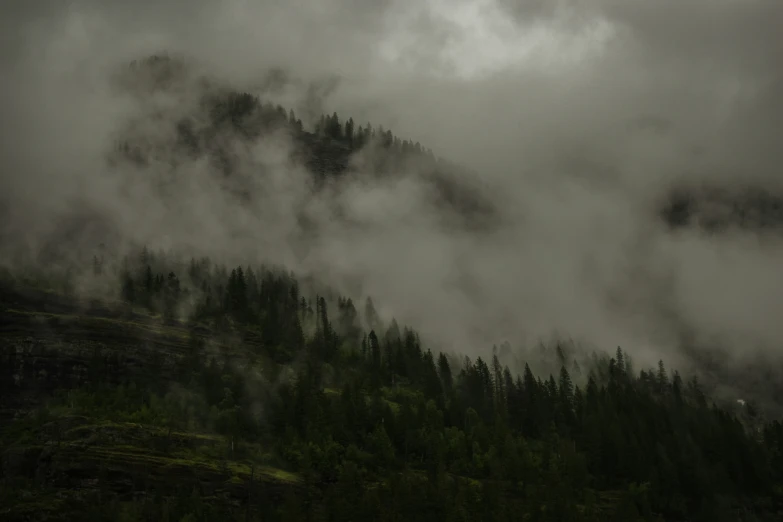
[1,0,783,376]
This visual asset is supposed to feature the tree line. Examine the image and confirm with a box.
[66,247,783,521]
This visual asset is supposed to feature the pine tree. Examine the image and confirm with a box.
[329,112,341,140]
[345,117,354,146]
[559,366,574,407]
[615,347,625,378]
[657,360,668,394]
[437,353,453,394]
[369,330,381,388]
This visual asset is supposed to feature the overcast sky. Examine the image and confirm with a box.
[1,0,782,371]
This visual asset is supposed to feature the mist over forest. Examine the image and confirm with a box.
[1,1,783,521]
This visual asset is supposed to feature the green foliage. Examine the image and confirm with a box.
[2,252,783,522]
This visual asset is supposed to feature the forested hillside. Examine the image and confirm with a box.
[2,244,783,521]
[2,53,783,522]
[107,55,497,233]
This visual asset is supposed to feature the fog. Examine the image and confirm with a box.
[1,0,783,375]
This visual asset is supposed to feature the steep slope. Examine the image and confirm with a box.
[2,253,782,522]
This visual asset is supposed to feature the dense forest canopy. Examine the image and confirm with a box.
[1,243,782,521]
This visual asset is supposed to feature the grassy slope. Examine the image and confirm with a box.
[0,285,300,520]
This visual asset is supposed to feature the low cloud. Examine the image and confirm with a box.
[1,0,783,378]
